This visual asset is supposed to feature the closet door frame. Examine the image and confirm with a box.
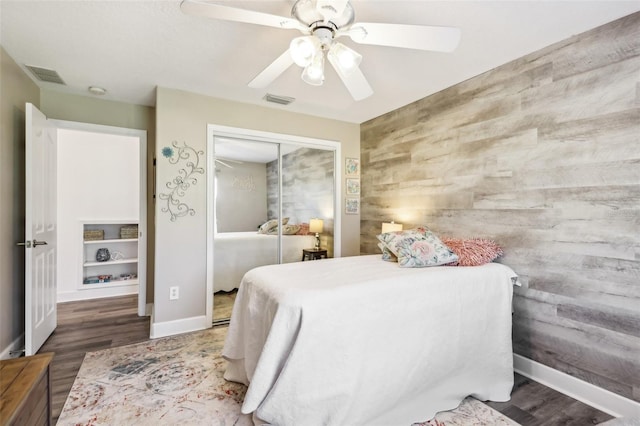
[205,124,341,325]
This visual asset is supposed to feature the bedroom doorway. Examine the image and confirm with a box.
[22,103,148,354]
[206,125,341,325]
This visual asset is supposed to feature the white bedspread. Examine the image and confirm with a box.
[214,232,316,292]
[223,255,516,426]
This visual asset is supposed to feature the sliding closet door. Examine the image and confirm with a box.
[279,144,335,258]
[212,138,279,322]
[212,135,337,324]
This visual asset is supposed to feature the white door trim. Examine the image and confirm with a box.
[51,119,148,316]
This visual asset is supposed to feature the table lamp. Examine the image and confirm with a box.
[381,221,403,233]
[309,218,324,249]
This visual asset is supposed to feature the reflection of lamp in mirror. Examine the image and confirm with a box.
[381,221,403,233]
[309,218,324,249]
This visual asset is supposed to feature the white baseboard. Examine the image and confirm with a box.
[57,286,137,303]
[0,333,25,360]
[150,315,210,339]
[514,354,640,419]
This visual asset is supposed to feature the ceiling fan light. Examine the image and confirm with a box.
[328,42,362,76]
[290,36,320,67]
[301,54,325,86]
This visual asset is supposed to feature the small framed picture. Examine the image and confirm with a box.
[346,178,360,195]
[345,198,360,215]
[345,158,360,177]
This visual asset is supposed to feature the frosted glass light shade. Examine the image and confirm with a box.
[302,53,325,86]
[327,42,362,76]
[290,36,320,67]
[309,218,324,233]
[381,221,403,233]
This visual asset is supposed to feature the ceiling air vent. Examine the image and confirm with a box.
[263,93,295,106]
[25,65,66,85]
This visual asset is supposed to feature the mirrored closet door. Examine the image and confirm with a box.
[211,136,336,325]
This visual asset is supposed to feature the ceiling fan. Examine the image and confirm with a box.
[180,0,461,101]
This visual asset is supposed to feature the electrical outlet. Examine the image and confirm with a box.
[169,286,179,300]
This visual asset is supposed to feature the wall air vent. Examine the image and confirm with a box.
[25,65,66,85]
[263,93,295,106]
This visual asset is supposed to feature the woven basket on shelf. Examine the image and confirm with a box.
[83,229,104,241]
[120,225,138,239]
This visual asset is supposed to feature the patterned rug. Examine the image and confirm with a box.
[58,327,519,426]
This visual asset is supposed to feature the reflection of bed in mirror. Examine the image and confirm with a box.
[214,232,317,292]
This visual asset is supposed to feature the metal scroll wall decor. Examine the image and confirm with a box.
[159,141,204,222]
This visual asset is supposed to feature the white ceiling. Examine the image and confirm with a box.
[2,1,639,124]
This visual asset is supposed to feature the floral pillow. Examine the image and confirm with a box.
[267,224,301,235]
[377,226,429,256]
[258,217,289,234]
[440,237,503,266]
[258,219,276,234]
[378,227,458,268]
[378,242,398,262]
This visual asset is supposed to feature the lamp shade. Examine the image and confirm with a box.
[381,221,403,233]
[309,218,324,234]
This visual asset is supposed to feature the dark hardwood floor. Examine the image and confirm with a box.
[38,295,614,425]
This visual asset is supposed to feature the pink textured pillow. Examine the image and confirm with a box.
[296,223,310,235]
[441,237,503,266]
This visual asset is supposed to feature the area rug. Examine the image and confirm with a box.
[58,327,519,426]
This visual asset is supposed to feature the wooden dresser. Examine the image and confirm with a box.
[0,352,54,426]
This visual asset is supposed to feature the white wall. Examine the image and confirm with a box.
[57,128,140,301]
[216,161,267,232]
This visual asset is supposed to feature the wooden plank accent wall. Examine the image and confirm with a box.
[360,12,640,403]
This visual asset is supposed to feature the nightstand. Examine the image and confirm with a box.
[302,248,327,261]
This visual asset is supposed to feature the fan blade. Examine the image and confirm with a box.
[339,22,461,52]
[316,0,349,22]
[180,0,308,33]
[248,49,295,89]
[327,53,373,101]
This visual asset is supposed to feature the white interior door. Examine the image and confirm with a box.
[24,103,57,356]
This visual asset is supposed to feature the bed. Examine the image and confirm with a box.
[213,231,317,292]
[223,255,516,426]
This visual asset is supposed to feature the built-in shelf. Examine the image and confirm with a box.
[84,258,138,267]
[81,279,139,289]
[84,238,138,245]
[82,222,139,290]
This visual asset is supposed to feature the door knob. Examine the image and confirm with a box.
[32,240,48,246]
[16,241,32,248]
